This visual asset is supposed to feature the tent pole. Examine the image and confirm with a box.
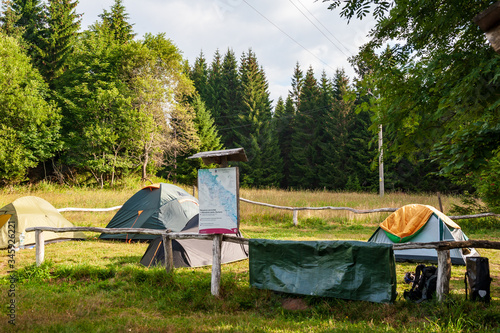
[35,230,44,266]
[162,233,174,273]
[211,234,223,297]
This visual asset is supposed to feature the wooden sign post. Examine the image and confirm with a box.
[188,148,248,297]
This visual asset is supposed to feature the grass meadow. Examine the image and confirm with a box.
[1,183,499,332]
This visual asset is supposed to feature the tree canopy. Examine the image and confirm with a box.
[323,0,500,209]
[0,34,61,183]
[0,0,470,196]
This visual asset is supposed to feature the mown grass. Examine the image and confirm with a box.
[1,184,499,332]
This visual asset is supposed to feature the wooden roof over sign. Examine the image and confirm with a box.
[474,2,500,31]
[474,1,500,54]
[188,148,248,166]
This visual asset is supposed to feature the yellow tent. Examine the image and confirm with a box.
[369,204,479,265]
[0,196,85,249]
[380,204,461,243]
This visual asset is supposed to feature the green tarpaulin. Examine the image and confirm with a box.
[249,239,397,303]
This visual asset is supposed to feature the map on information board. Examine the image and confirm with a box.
[198,167,239,234]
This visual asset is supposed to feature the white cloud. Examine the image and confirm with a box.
[76,0,374,105]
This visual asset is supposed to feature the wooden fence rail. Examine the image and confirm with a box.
[239,198,499,225]
[24,226,499,301]
[57,198,500,226]
[57,206,123,212]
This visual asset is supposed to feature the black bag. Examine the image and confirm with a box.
[404,264,437,303]
[465,257,492,303]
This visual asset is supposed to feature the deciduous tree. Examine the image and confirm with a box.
[0,34,62,183]
[324,0,500,204]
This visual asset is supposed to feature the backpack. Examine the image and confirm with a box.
[404,264,437,303]
[465,257,492,303]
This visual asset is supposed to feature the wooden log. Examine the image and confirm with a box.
[54,199,500,221]
[239,198,397,214]
[35,230,44,267]
[437,249,451,302]
[211,234,223,297]
[393,240,500,251]
[25,226,500,250]
[449,212,500,220]
[162,234,174,273]
[165,233,215,241]
[293,210,298,226]
[57,206,122,212]
[222,234,249,245]
[24,227,250,245]
[392,242,440,250]
[25,226,168,235]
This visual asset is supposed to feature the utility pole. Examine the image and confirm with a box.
[368,90,384,197]
[378,124,384,197]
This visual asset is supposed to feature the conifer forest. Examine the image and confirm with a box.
[1,0,499,212]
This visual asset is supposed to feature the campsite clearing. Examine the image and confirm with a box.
[0,186,499,332]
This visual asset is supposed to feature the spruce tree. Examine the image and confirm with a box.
[99,0,135,43]
[170,95,222,185]
[0,0,23,38]
[336,71,375,191]
[289,66,320,188]
[316,71,343,190]
[289,62,304,111]
[315,69,377,191]
[10,0,44,59]
[190,51,209,101]
[236,49,282,187]
[192,95,223,152]
[219,48,241,148]
[37,0,81,85]
[206,50,224,129]
[274,95,295,188]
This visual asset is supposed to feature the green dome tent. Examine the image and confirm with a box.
[0,196,86,249]
[99,183,199,241]
[368,204,479,265]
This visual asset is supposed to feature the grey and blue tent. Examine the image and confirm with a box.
[100,183,248,267]
[140,214,248,268]
[99,183,199,241]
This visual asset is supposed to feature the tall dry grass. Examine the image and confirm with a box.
[0,183,462,229]
[239,188,461,223]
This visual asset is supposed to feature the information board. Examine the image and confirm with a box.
[198,167,239,234]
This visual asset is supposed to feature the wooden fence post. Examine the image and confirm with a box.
[293,210,298,226]
[162,233,174,273]
[211,234,223,297]
[437,249,451,302]
[437,192,443,212]
[35,230,44,267]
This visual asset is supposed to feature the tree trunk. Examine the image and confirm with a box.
[142,144,149,181]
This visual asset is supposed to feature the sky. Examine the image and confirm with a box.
[76,0,376,106]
